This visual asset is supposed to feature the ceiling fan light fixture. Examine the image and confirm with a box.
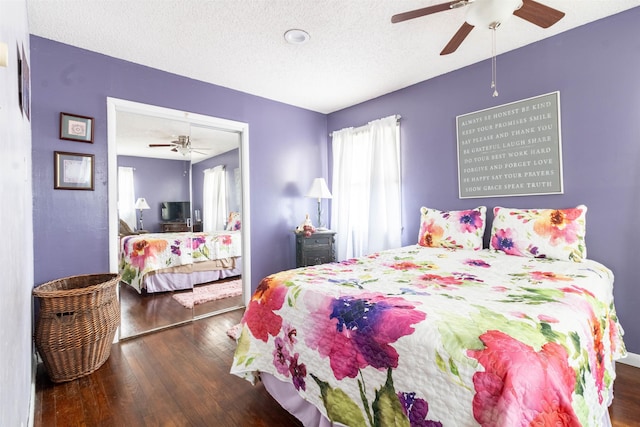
[466,0,523,28]
[284,29,310,45]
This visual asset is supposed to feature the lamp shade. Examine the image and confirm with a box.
[134,197,150,210]
[306,178,332,199]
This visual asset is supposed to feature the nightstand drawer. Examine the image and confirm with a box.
[300,235,332,249]
[294,230,336,268]
[302,251,333,266]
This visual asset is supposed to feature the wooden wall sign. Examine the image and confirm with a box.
[457,92,563,199]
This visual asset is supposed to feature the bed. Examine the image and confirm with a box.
[119,230,242,293]
[230,205,627,426]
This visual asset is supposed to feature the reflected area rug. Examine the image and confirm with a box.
[172,279,242,309]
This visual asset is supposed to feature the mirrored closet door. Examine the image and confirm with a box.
[109,99,248,339]
[188,123,244,320]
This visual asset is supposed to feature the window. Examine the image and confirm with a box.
[203,165,227,231]
[117,166,136,230]
[331,115,401,260]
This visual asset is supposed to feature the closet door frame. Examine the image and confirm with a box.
[107,97,251,340]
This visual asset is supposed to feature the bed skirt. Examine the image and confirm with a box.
[261,372,337,427]
[143,257,242,293]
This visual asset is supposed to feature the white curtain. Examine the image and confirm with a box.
[331,115,401,260]
[118,167,137,230]
[203,165,228,231]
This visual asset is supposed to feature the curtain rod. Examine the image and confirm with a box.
[329,114,401,137]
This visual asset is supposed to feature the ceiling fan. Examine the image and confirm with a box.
[391,0,565,55]
[148,135,211,156]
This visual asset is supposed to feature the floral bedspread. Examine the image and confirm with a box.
[119,230,241,292]
[231,245,626,426]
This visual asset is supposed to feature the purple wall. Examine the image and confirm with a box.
[117,156,190,232]
[328,8,640,353]
[30,36,327,295]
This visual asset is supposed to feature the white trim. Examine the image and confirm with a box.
[617,351,640,369]
[106,97,251,334]
[28,349,37,427]
[240,125,251,306]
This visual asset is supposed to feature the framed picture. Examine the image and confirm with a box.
[60,112,94,143]
[17,43,23,115]
[456,91,563,199]
[21,44,30,121]
[54,151,95,190]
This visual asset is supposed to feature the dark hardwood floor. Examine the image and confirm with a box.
[35,309,302,427]
[35,309,640,426]
[608,361,640,427]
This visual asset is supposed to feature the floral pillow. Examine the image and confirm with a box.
[418,206,486,250]
[225,212,241,231]
[490,205,587,262]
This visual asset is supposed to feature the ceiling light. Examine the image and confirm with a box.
[464,0,522,98]
[466,0,523,28]
[284,29,310,45]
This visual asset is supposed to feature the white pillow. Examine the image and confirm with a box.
[225,212,241,231]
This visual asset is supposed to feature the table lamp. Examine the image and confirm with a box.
[306,178,332,230]
[134,197,150,230]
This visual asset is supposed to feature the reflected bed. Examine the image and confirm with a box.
[119,230,242,293]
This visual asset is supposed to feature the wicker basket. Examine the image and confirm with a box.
[33,273,121,383]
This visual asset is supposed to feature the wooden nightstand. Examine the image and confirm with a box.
[295,230,336,267]
[161,222,190,232]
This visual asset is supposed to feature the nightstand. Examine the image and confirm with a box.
[295,230,336,267]
[161,222,190,232]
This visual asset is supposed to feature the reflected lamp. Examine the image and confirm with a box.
[134,197,150,230]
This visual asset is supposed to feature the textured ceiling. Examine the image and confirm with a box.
[27,1,640,114]
[114,111,240,163]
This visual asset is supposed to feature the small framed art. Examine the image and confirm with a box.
[54,151,95,190]
[20,44,30,121]
[60,112,94,143]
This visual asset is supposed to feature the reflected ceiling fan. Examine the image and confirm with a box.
[148,135,211,156]
[391,0,565,55]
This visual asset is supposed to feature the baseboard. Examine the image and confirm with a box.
[28,348,37,427]
[617,351,640,368]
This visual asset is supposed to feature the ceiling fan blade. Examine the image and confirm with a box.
[513,0,565,28]
[148,144,175,147]
[440,22,474,55]
[391,1,468,24]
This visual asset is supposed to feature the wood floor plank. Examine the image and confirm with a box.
[51,377,85,425]
[609,362,640,426]
[35,308,639,426]
[121,338,193,426]
[99,345,145,424]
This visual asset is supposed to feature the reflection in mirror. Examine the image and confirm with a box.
[190,124,243,318]
[112,104,245,339]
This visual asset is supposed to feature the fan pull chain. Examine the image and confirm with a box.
[491,26,498,97]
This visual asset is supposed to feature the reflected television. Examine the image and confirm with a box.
[161,201,190,222]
